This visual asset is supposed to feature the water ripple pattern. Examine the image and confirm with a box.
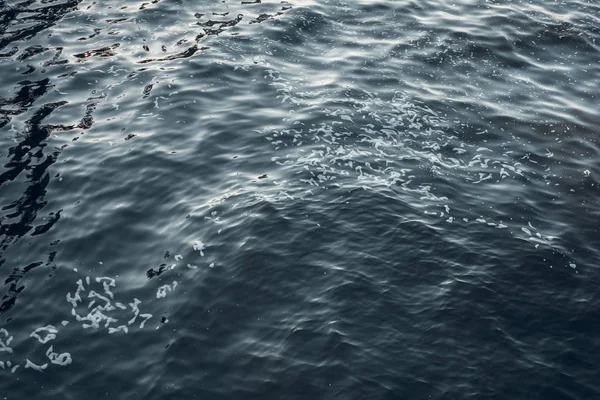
[0,0,599,399]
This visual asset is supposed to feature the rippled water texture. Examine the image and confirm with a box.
[1,0,599,398]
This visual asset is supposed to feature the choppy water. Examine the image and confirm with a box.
[0,0,599,398]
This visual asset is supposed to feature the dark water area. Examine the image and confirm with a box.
[0,0,599,398]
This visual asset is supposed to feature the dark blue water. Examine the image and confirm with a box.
[1,0,599,398]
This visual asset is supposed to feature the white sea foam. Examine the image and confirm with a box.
[24,359,48,372]
[139,314,153,329]
[156,281,177,298]
[30,325,58,344]
[0,329,13,354]
[193,240,205,256]
[96,277,116,299]
[66,279,85,308]
[46,346,72,366]
[108,325,128,334]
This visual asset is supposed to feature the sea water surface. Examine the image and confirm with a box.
[0,0,599,399]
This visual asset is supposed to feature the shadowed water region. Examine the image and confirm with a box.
[0,0,599,398]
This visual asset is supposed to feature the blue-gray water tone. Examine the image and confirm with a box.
[0,0,599,398]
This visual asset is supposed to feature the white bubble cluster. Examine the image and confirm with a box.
[260,70,582,270]
[0,327,72,373]
[24,359,47,372]
[193,240,205,256]
[156,281,178,299]
[2,237,218,375]
[30,325,58,344]
[0,329,14,355]
[46,345,72,366]
[68,276,153,332]
[2,273,155,374]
